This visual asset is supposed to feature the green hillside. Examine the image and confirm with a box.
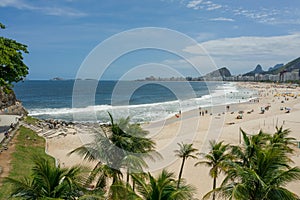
[268,57,300,75]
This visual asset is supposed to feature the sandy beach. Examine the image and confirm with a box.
[40,82,300,197]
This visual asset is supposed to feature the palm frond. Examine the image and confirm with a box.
[109,181,142,200]
[4,177,38,199]
[68,145,102,163]
[266,187,299,200]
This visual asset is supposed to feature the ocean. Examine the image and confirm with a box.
[13,80,256,123]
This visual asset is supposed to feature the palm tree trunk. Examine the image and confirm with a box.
[212,177,216,200]
[132,179,135,191]
[177,157,186,189]
[126,168,130,185]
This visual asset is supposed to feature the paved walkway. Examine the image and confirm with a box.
[0,115,21,144]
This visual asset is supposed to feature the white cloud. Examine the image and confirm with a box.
[210,17,234,22]
[233,8,271,22]
[206,3,222,11]
[186,0,222,11]
[165,34,300,74]
[186,0,203,9]
[232,7,300,25]
[200,34,300,58]
[40,6,86,17]
[0,0,32,9]
[183,1,300,25]
[0,0,86,17]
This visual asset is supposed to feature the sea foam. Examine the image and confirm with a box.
[28,82,256,123]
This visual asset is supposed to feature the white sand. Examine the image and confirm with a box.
[45,82,300,197]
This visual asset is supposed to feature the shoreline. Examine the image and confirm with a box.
[25,81,255,124]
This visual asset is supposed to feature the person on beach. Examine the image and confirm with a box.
[4,131,9,138]
[226,105,230,112]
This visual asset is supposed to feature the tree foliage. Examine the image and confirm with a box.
[69,112,160,194]
[204,127,300,200]
[5,156,85,199]
[0,22,29,88]
[112,169,196,200]
[195,140,231,200]
[174,142,198,189]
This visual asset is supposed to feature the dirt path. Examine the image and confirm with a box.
[0,133,18,186]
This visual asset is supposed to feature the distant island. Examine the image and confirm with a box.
[51,77,65,81]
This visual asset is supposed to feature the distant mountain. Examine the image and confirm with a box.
[268,63,284,71]
[243,64,265,76]
[204,67,232,78]
[267,57,300,75]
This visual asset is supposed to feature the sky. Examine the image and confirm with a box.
[1,0,300,80]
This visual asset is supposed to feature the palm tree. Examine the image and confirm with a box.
[5,156,84,199]
[270,126,296,153]
[69,112,159,192]
[118,116,160,185]
[208,129,300,200]
[195,140,231,200]
[69,126,123,188]
[122,154,148,184]
[231,129,270,167]
[174,142,198,189]
[219,145,300,199]
[130,169,196,200]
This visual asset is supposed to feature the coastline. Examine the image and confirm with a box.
[21,81,254,123]
[16,81,300,197]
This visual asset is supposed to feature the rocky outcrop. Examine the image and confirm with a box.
[243,64,265,76]
[205,67,232,78]
[253,64,264,74]
[0,87,16,109]
[0,87,27,115]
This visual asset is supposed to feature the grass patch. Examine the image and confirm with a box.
[0,126,55,199]
[23,116,39,125]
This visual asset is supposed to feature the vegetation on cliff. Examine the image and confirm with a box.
[0,22,29,89]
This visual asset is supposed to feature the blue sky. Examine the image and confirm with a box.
[1,0,300,80]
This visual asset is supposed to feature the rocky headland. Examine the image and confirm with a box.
[0,87,28,116]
